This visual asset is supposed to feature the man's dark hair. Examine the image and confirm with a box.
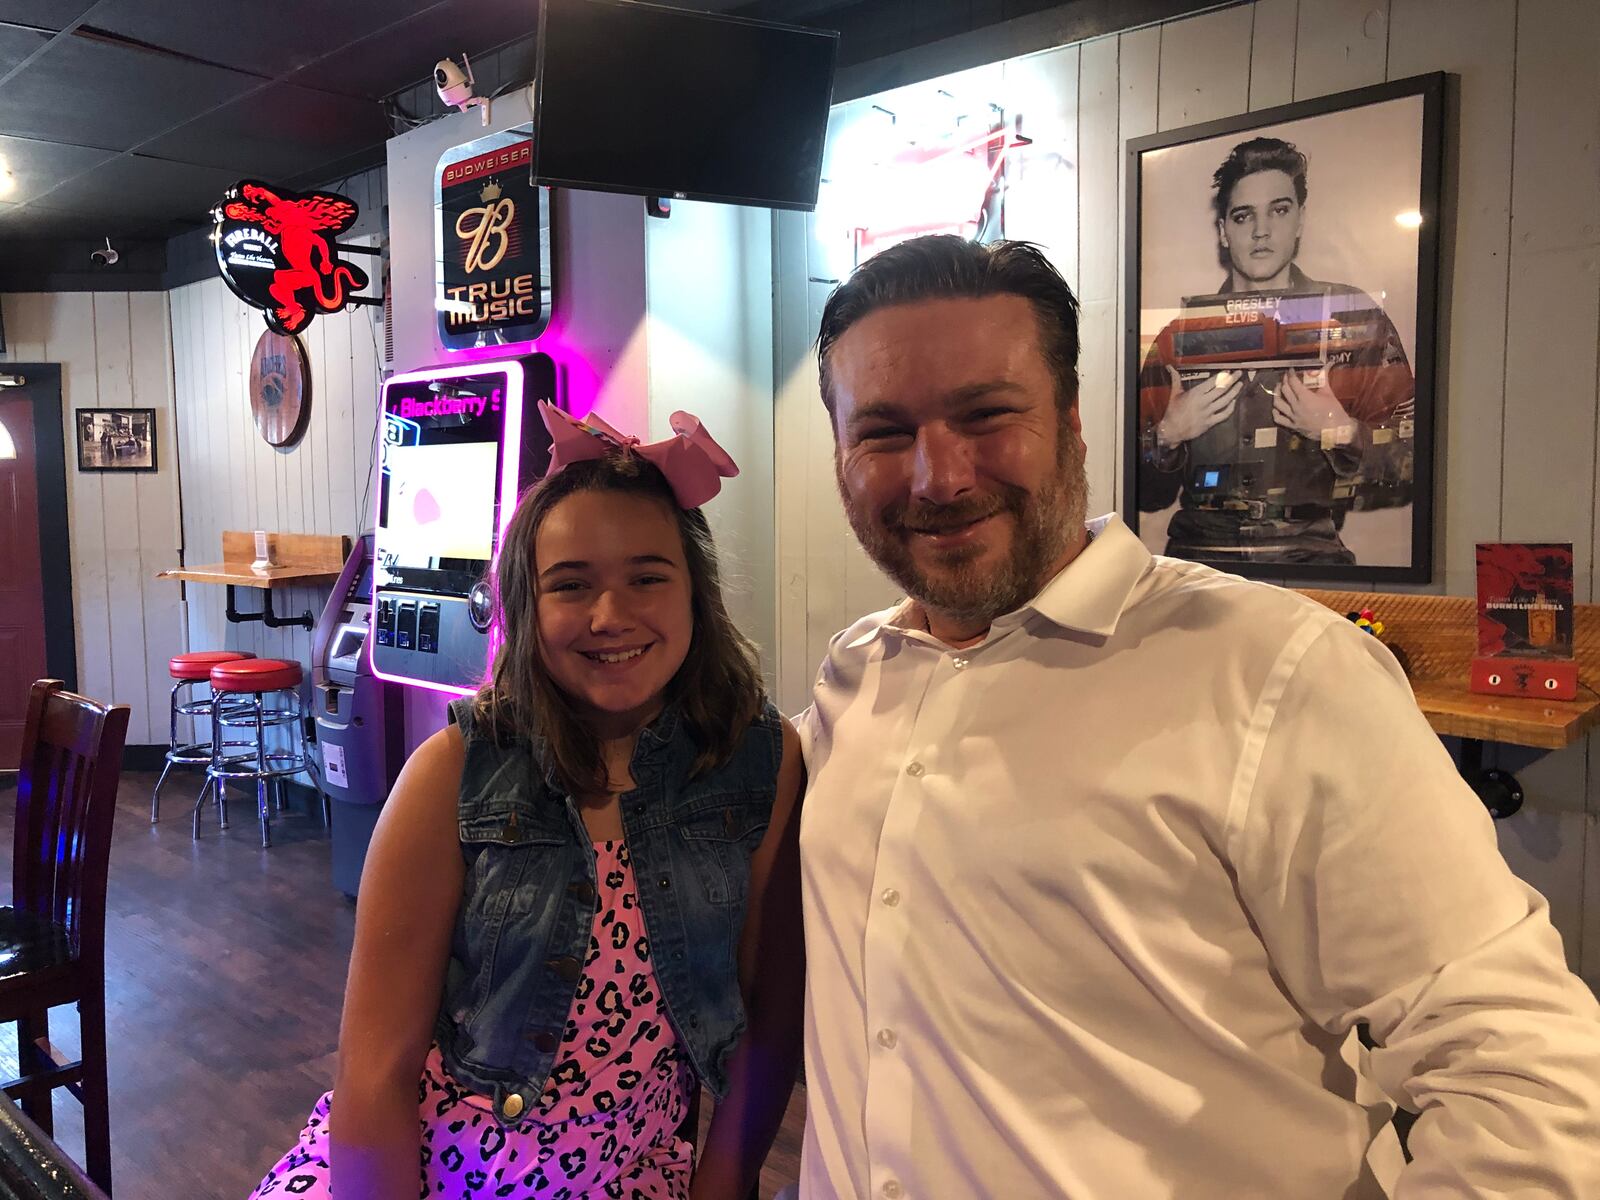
[1211,137,1309,224]
[815,235,1081,422]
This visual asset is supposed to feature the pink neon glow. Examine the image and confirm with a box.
[853,133,1029,261]
[369,357,526,695]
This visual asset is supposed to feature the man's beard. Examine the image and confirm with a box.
[839,432,1089,628]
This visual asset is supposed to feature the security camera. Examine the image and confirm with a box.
[434,55,474,108]
[90,237,119,267]
[434,54,490,125]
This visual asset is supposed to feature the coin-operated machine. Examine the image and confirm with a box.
[371,355,556,693]
[311,534,404,896]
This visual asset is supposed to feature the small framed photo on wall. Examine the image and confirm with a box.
[1124,73,1445,582]
[76,407,157,472]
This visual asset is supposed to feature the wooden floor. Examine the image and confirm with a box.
[0,769,805,1199]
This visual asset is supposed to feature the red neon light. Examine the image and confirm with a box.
[215,181,367,335]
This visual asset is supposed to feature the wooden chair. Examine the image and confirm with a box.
[0,680,129,1194]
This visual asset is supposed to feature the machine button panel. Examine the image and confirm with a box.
[396,600,417,650]
[418,603,440,654]
[375,597,395,646]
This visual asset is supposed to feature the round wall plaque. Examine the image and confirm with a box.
[248,329,310,447]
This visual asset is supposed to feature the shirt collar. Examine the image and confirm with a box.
[1018,513,1150,637]
[846,513,1152,650]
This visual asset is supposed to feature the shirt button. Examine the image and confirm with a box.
[547,955,582,982]
[501,1093,524,1119]
[568,879,595,903]
[876,1027,898,1049]
[882,1181,903,1199]
[905,761,925,778]
[951,656,969,670]
[881,887,901,907]
[531,1031,559,1053]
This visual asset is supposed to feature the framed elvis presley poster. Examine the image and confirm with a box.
[1124,73,1445,582]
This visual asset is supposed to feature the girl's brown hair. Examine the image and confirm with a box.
[472,449,764,796]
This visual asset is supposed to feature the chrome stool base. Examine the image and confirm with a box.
[153,675,250,826]
[206,690,319,848]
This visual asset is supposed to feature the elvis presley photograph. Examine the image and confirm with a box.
[1125,75,1443,581]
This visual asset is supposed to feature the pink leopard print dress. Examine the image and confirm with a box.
[250,841,695,1199]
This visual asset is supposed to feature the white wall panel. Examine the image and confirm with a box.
[644,199,779,690]
[166,251,383,709]
[1293,0,1390,99]
[1248,0,1300,110]
[1389,0,1517,598]
[0,290,185,744]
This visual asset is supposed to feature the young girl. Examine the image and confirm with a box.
[251,403,805,1200]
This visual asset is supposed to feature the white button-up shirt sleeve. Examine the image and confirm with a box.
[797,514,1600,1200]
[1235,619,1600,1199]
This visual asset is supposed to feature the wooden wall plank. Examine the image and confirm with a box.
[131,292,184,743]
[90,293,153,737]
[350,305,381,538]
[773,209,815,716]
[1155,5,1255,129]
[187,283,224,659]
[1076,34,1119,515]
[1504,0,1600,984]
[46,292,114,709]
[1248,0,1299,109]
[1076,36,1120,307]
[1388,0,1518,598]
[1293,0,1389,99]
[198,282,233,657]
[802,277,853,687]
[1500,0,1600,598]
[1114,24,1162,511]
[167,286,194,657]
[1002,43,1081,295]
[323,313,356,539]
[305,321,327,536]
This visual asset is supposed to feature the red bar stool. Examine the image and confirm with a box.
[152,650,254,825]
[205,658,319,848]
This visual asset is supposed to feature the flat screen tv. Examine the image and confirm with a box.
[533,0,838,211]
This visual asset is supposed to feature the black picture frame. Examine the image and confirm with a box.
[75,407,158,473]
[1123,72,1445,582]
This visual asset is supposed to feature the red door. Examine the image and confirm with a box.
[0,391,49,767]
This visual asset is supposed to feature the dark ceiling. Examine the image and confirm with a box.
[0,0,831,243]
[0,0,1221,255]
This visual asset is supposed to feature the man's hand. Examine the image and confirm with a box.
[1274,370,1355,444]
[1156,366,1242,449]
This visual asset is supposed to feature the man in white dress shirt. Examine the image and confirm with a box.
[796,234,1600,1199]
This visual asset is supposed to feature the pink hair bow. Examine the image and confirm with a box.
[538,401,739,509]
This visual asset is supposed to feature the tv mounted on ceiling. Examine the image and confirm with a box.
[532,0,838,212]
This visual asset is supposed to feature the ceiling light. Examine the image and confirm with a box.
[0,374,24,388]
[1394,210,1423,229]
[0,166,14,196]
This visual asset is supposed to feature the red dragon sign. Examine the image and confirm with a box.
[212,180,371,335]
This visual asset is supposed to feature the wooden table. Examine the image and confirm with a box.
[1299,589,1600,817]
[158,532,349,631]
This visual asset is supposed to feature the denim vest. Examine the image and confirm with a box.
[436,696,783,1124]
